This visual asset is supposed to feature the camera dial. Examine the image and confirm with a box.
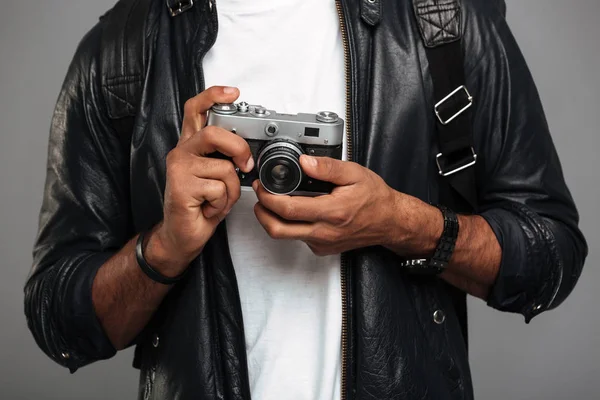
[253,106,270,117]
[211,103,237,115]
[316,111,339,123]
[236,102,249,113]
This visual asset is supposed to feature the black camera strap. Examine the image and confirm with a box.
[427,41,478,212]
[412,0,478,212]
[412,0,480,347]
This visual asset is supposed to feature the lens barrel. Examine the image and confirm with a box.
[257,140,304,195]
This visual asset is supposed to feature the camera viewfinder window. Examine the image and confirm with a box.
[304,127,320,137]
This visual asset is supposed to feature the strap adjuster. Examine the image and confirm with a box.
[434,85,473,125]
[436,147,477,177]
[168,0,194,17]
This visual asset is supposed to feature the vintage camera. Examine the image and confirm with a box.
[207,102,344,196]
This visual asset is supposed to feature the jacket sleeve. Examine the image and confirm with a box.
[462,0,588,322]
[24,22,133,372]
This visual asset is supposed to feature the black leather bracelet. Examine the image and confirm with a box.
[135,230,188,285]
[400,205,459,275]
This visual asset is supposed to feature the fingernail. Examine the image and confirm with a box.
[303,155,318,168]
[223,86,237,94]
[245,157,255,172]
[252,180,259,191]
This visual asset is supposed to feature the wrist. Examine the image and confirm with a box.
[414,202,444,257]
[386,192,444,257]
[144,223,191,277]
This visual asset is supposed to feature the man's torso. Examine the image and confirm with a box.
[109,1,476,398]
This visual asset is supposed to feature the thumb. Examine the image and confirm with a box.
[299,155,362,186]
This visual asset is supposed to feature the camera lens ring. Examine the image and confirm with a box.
[257,140,304,195]
[259,154,302,195]
[256,140,304,167]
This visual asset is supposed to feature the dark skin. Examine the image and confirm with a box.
[92,87,255,350]
[92,86,500,350]
[252,155,501,299]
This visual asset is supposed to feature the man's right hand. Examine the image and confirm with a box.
[89,86,253,350]
[146,86,254,277]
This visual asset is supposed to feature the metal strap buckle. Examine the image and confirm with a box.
[436,147,477,177]
[168,0,194,17]
[434,85,473,125]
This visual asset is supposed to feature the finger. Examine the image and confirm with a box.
[180,86,240,143]
[167,150,242,214]
[188,156,241,214]
[183,126,254,172]
[252,180,326,222]
[186,178,227,219]
[172,175,228,219]
[253,203,314,240]
[299,155,363,186]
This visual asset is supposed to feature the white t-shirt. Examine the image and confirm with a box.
[202,1,346,399]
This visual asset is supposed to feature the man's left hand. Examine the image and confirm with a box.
[253,155,431,256]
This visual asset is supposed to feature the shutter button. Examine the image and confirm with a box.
[433,310,446,324]
[152,334,160,348]
[254,106,268,117]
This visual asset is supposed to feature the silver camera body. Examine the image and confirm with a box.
[207,102,344,196]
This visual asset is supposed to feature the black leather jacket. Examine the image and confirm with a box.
[25,0,587,399]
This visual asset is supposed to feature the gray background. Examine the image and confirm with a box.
[0,0,598,399]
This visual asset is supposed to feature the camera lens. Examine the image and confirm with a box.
[271,165,290,182]
[257,140,304,195]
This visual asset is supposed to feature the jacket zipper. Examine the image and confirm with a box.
[335,1,353,400]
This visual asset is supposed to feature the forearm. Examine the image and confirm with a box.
[386,194,502,299]
[92,224,188,350]
[440,214,501,299]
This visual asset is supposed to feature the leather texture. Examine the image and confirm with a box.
[24,0,587,399]
[413,0,462,47]
[361,0,382,26]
